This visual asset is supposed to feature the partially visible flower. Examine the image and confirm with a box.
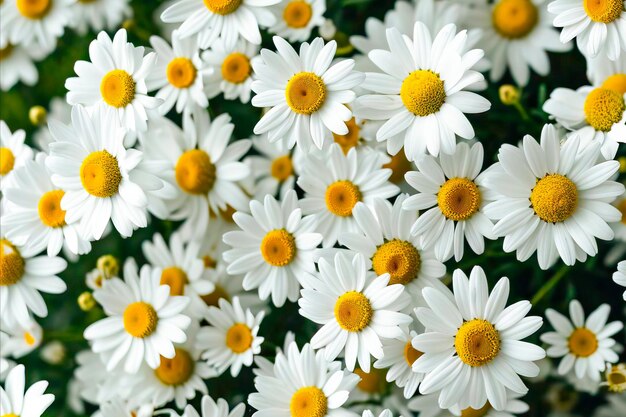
[1,0,73,50]
[181,395,246,417]
[0,364,54,416]
[601,363,626,392]
[69,0,132,35]
[0,121,33,190]
[613,260,626,300]
[0,42,48,91]
[268,0,326,42]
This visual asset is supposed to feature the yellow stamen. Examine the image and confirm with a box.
[286,72,327,115]
[201,284,230,307]
[155,348,195,386]
[203,255,217,269]
[403,340,423,367]
[100,69,136,108]
[80,150,122,198]
[204,0,242,15]
[584,87,625,132]
[605,363,626,392]
[0,239,25,287]
[492,0,539,39]
[461,403,492,417]
[0,44,13,61]
[383,149,412,184]
[354,367,387,394]
[175,149,216,195]
[225,322,253,353]
[221,52,251,84]
[167,57,197,89]
[325,180,361,217]
[0,147,15,175]
[123,302,158,338]
[530,174,578,223]
[17,0,51,19]
[270,155,293,182]
[260,229,297,267]
[290,386,328,417]
[617,198,626,225]
[602,73,626,95]
[24,331,36,346]
[372,239,421,285]
[334,291,372,332]
[283,0,313,28]
[400,70,446,116]
[38,190,66,228]
[584,0,623,23]
[568,327,598,357]
[332,117,360,154]
[437,178,481,221]
[455,319,501,367]
[160,267,188,296]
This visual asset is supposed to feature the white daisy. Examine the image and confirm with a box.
[1,0,73,50]
[299,252,412,372]
[160,0,280,50]
[0,319,43,360]
[613,260,626,300]
[0,364,54,417]
[402,141,496,262]
[269,0,326,42]
[245,134,296,200]
[84,259,192,373]
[33,97,71,152]
[412,266,545,411]
[0,120,33,189]
[0,42,47,91]
[73,350,134,406]
[251,36,364,151]
[99,398,154,417]
[69,0,132,35]
[586,52,626,87]
[363,411,393,417]
[408,391,529,417]
[352,22,490,160]
[196,297,264,377]
[601,363,626,392]
[482,124,625,269]
[541,299,623,381]
[297,144,400,247]
[181,395,245,417]
[65,29,161,133]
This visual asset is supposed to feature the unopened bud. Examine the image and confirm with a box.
[29,105,47,126]
[78,292,96,311]
[499,84,521,106]
[97,254,119,278]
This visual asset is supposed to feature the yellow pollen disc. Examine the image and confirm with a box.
[167,57,197,89]
[17,0,51,19]
[38,190,66,228]
[204,0,242,15]
[160,267,188,296]
[2,414,19,417]
[332,117,360,154]
[221,52,251,84]
[283,0,313,28]
[530,174,578,223]
[437,178,481,221]
[461,403,492,417]
[383,149,412,184]
[271,155,294,182]
[354,367,387,394]
[289,386,328,417]
[0,239,25,286]
[334,291,372,332]
[606,365,626,392]
[123,302,158,338]
[100,69,136,108]
[584,87,625,132]
[400,70,446,116]
[0,147,15,175]
[203,255,217,269]
[0,44,13,61]
[260,229,297,267]
[155,348,195,386]
[403,340,423,367]
[80,150,122,198]
[372,239,421,285]
[603,73,626,95]
[24,331,36,346]
[201,284,230,307]
[175,149,216,195]
[325,180,361,217]
[285,72,327,115]
[584,0,623,23]
[455,319,501,367]
[225,322,253,353]
[617,199,626,224]
[492,0,539,39]
[568,327,598,357]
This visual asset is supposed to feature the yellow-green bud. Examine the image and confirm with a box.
[78,292,96,311]
[499,85,521,106]
[618,156,626,173]
[97,254,119,278]
[29,105,47,126]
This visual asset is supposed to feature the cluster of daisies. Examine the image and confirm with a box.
[1,0,626,416]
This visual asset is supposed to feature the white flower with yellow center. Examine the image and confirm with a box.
[248,341,360,417]
[251,36,365,151]
[223,190,322,307]
[181,395,246,417]
[586,51,626,86]
[269,0,326,42]
[69,0,132,35]
[1,0,73,50]
[202,262,265,312]
[299,252,412,372]
[246,134,296,200]
[541,300,623,381]
[1,153,91,256]
[84,260,192,373]
[298,144,399,248]
[0,320,43,361]
[0,364,54,417]
[402,142,495,262]
[196,297,264,377]
[65,29,161,133]
[613,260,626,300]
[408,391,529,417]
[548,0,626,59]
[73,350,135,406]
[0,121,33,190]
[148,31,210,115]
[203,38,259,103]
[601,363,626,392]
[0,42,47,91]
[161,0,280,50]
[352,22,490,160]
[412,266,545,411]
[482,124,625,269]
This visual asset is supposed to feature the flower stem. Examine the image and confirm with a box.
[531,265,569,305]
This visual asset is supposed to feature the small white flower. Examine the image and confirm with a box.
[268,0,326,42]
[181,395,246,417]
[0,364,54,417]
[0,42,47,91]
[0,121,33,190]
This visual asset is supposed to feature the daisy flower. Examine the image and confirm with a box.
[297,144,399,247]
[613,260,626,300]
[223,190,322,307]
[84,260,192,373]
[181,395,246,417]
[0,121,33,189]
[402,141,496,262]
[408,391,529,417]
[268,0,326,42]
[586,53,626,87]
[299,252,412,372]
[543,85,626,159]
[1,0,73,50]
[99,398,154,417]
[601,363,626,392]
[0,42,47,91]
[69,0,132,35]
[73,350,134,406]
[412,266,545,411]
[245,134,296,200]
[196,297,264,377]
[251,36,365,151]
[547,0,626,60]
[160,0,280,50]
[541,300,623,381]
[33,97,71,152]
[0,364,54,417]
[65,29,161,133]
[0,319,43,360]
[352,22,490,160]
[248,341,360,417]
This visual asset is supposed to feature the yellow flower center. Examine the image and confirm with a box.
[383,149,411,184]
[0,147,15,175]
[0,239,24,287]
[492,0,539,39]
[354,367,387,394]
[17,0,51,19]
[204,0,242,15]
[123,302,158,338]
[201,284,230,307]
[167,57,197,89]
[289,386,328,417]
[2,414,19,417]
[260,229,297,267]
[606,365,626,392]
[400,70,446,116]
[154,348,195,386]
[403,340,423,367]
[568,327,598,357]
[80,150,122,198]
[461,403,492,417]
[584,0,623,23]
[530,174,578,223]
[225,322,253,353]
[203,254,217,269]
[437,178,481,221]
[617,198,626,224]
[160,267,188,296]
[100,69,136,108]
[455,319,501,367]
[584,87,625,132]
[24,331,36,346]
[332,117,360,154]
[283,0,313,28]
[0,44,13,61]
[285,72,327,115]
[38,190,66,228]
[325,180,361,217]
[271,155,294,181]
[372,239,421,285]
[334,291,372,332]
[602,73,626,95]
[175,149,216,195]
[221,52,251,84]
